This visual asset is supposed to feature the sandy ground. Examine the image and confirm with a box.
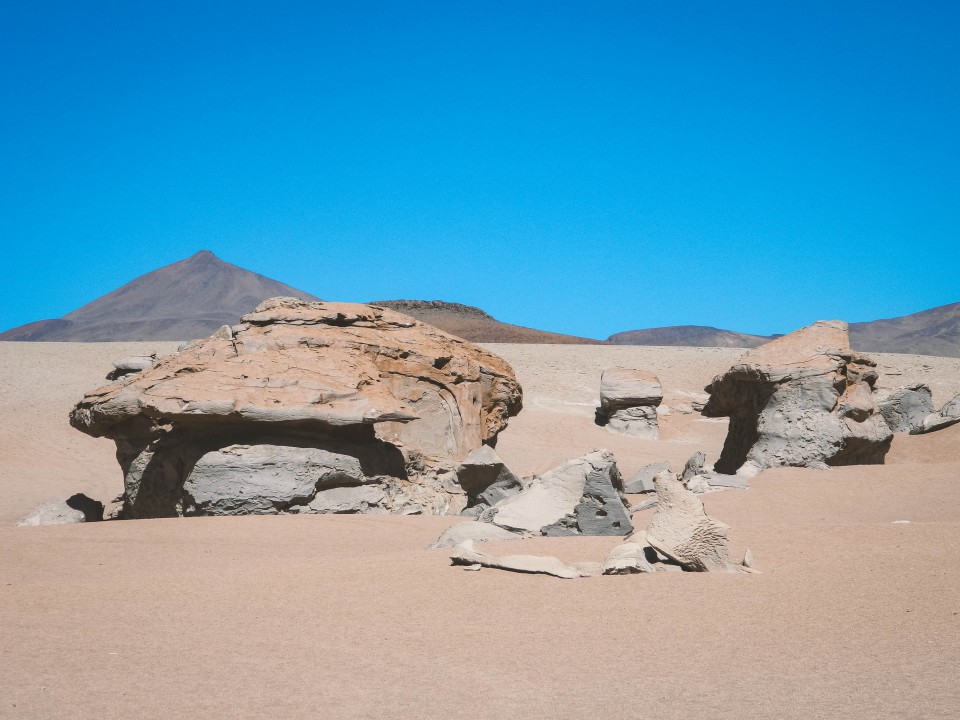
[1,341,959,719]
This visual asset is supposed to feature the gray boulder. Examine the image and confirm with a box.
[182,444,369,515]
[456,445,522,509]
[703,320,892,474]
[878,384,935,434]
[429,521,523,549]
[646,471,739,572]
[18,493,104,526]
[484,450,633,537]
[597,369,663,438]
[918,392,960,434]
[623,462,671,494]
[308,485,386,514]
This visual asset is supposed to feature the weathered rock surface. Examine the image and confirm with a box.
[484,450,632,536]
[878,384,935,434]
[428,521,523,549]
[602,540,656,575]
[69,298,522,518]
[646,470,739,572]
[107,355,156,380]
[455,445,522,510]
[623,462,671,494]
[597,369,663,438]
[450,540,584,579]
[918,392,960,433]
[17,493,104,526]
[702,320,892,474]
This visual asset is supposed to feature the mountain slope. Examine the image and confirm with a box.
[849,302,960,357]
[607,325,773,348]
[371,300,603,344]
[0,250,319,341]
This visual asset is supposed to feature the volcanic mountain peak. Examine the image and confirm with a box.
[0,250,319,342]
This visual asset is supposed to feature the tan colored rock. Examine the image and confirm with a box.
[449,540,584,579]
[646,471,738,572]
[69,298,522,518]
[702,320,892,474]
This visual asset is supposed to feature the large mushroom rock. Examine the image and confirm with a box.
[596,369,663,438]
[69,298,523,519]
[702,320,892,475]
[646,471,738,572]
[481,450,633,537]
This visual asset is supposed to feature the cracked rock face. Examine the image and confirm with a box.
[482,450,633,536]
[597,369,663,438]
[69,298,522,518]
[877,384,934,434]
[702,320,892,475]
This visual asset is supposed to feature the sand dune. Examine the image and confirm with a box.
[2,342,959,719]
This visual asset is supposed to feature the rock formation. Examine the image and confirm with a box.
[455,445,522,516]
[18,493,104,526]
[921,393,960,433]
[623,462,671,494]
[646,471,739,572]
[480,450,633,536]
[877,384,935,434]
[69,298,523,518]
[702,320,892,475]
[429,521,523,549]
[450,540,585,579]
[596,369,663,438]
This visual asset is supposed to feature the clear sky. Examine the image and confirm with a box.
[2,1,957,339]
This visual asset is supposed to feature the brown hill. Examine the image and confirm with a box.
[849,302,960,357]
[607,325,773,348]
[0,250,320,342]
[371,300,602,344]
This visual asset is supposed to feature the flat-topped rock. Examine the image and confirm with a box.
[598,369,663,438]
[69,298,523,518]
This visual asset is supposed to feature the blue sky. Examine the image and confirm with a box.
[1,1,957,339]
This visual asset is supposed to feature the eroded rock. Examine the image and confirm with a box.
[623,462,671,494]
[429,521,523,549]
[878,384,934,434]
[597,369,663,438]
[646,471,738,572]
[70,298,522,519]
[449,540,584,579]
[484,450,632,536]
[702,320,892,474]
[18,493,104,526]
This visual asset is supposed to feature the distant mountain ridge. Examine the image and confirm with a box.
[607,302,960,358]
[0,250,319,341]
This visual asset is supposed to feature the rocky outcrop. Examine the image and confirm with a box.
[646,471,738,572]
[69,298,522,519]
[106,355,156,381]
[481,450,632,537]
[877,385,934,434]
[702,320,892,475]
[596,369,662,438]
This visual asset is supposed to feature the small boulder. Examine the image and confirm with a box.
[18,493,104,526]
[918,392,960,434]
[623,462,671,494]
[597,369,663,438]
[455,445,522,509]
[602,540,655,575]
[878,384,935,434]
[485,450,632,536]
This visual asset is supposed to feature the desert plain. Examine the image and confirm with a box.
[2,340,959,719]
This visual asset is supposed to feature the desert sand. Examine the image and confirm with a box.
[2,341,959,719]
